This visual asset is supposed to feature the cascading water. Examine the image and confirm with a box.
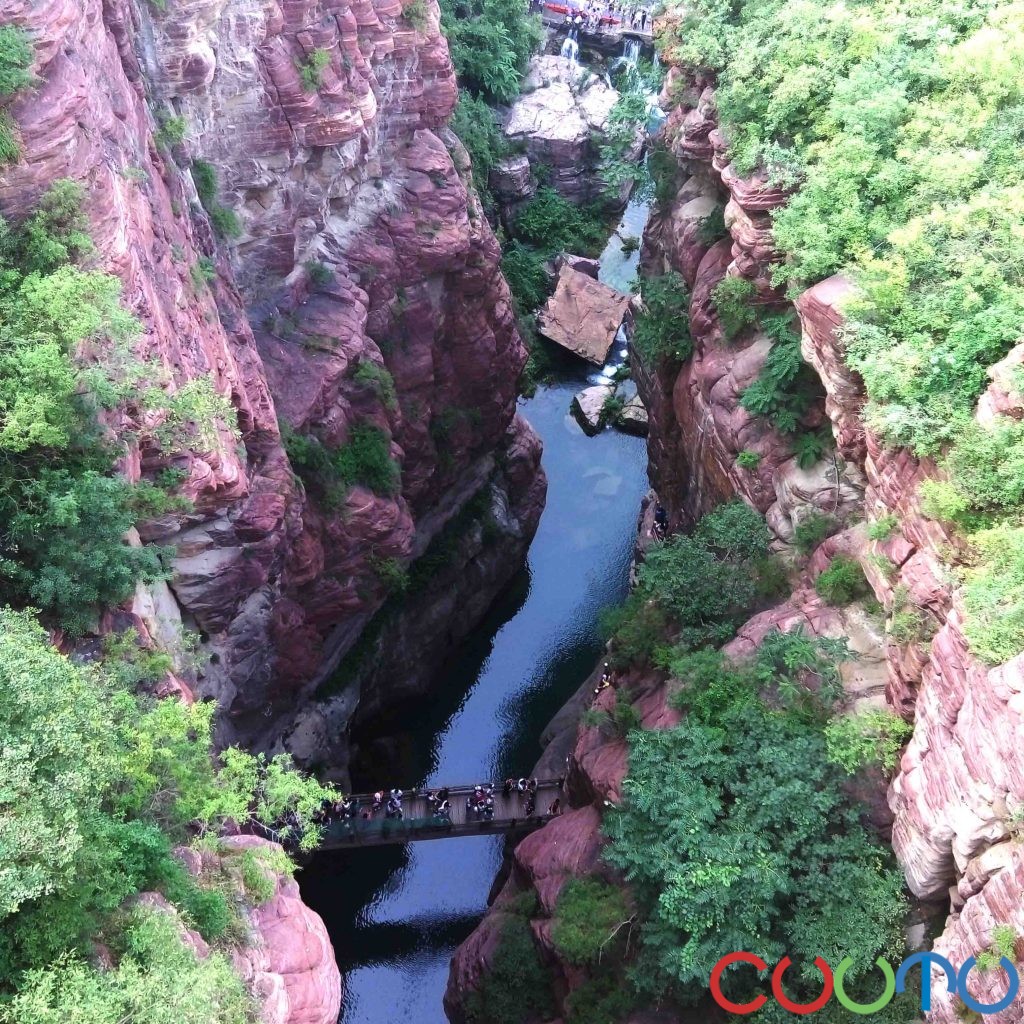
[559,34,580,66]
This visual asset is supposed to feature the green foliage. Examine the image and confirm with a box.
[604,503,782,667]
[353,359,398,410]
[403,0,429,30]
[552,878,630,966]
[564,975,637,1024]
[283,421,401,503]
[0,182,215,631]
[439,0,542,103]
[604,703,907,1003]
[369,554,408,594]
[867,514,899,541]
[736,449,761,470]
[500,240,548,312]
[961,525,1024,665]
[0,470,171,635]
[191,160,241,239]
[155,114,187,149]
[0,607,335,992]
[296,48,330,91]
[0,25,33,98]
[512,187,607,257]
[0,906,253,1024]
[792,510,836,555]
[647,138,679,209]
[189,257,215,291]
[239,849,277,905]
[825,709,912,775]
[449,92,508,213]
[599,90,649,198]
[463,914,554,1024]
[600,591,671,669]
[711,275,756,340]
[740,313,823,436]
[815,555,870,606]
[632,273,691,364]
[0,110,18,164]
[694,499,771,563]
[637,534,758,650]
[697,203,727,244]
[304,259,332,287]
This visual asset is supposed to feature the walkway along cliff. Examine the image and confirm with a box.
[447,3,1024,1022]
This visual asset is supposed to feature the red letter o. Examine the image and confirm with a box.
[771,956,835,1014]
[711,952,769,1014]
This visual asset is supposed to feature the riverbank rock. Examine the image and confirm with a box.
[504,55,635,204]
[571,383,615,434]
[539,265,632,364]
[489,154,536,212]
[617,394,649,435]
[169,836,342,1024]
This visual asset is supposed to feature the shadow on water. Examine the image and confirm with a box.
[299,199,652,1024]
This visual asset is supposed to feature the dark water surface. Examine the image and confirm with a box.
[299,201,651,1024]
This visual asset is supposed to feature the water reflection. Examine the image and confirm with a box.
[299,197,653,1024]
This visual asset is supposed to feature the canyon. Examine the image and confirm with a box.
[446,18,1024,1024]
[4,0,1024,1021]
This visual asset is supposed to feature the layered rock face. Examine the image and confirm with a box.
[502,54,635,206]
[170,836,342,1024]
[636,66,863,540]
[2,0,542,764]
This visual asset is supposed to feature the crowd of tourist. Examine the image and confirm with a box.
[559,0,654,34]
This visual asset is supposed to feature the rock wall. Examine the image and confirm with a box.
[502,54,630,207]
[450,35,1024,1024]
[636,67,863,539]
[637,59,1024,1024]
[171,835,343,1024]
[1,0,543,763]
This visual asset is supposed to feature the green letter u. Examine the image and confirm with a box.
[834,957,896,1014]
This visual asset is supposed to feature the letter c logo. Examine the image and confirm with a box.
[710,952,768,1014]
[772,956,835,1014]
[957,956,1020,1015]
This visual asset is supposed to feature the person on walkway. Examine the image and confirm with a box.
[372,791,384,813]
[503,778,516,797]
[548,797,562,816]
[595,661,613,695]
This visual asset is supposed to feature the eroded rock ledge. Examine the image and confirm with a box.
[2,0,543,774]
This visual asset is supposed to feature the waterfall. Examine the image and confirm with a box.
[559,35,580,67]
[622,37,640,69]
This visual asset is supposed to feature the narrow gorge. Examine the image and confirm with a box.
[2,0,1024,1023]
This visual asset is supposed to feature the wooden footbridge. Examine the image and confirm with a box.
[317,780,566,849]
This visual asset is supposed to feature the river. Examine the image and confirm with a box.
[299,197,651,1024]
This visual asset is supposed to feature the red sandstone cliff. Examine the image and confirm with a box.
[0,0,544,765]
[449,37,1024,1024]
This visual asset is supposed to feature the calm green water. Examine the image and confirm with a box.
[299,199,650,1024]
